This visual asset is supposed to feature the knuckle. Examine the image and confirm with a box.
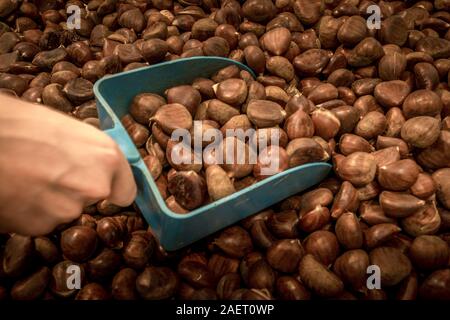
[103,134,119,149]
[57,204,83,225]
[86,184,111,201]
[27,223,56,237]
[100,145,123,169]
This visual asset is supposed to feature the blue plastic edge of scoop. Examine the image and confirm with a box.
[94,56,332,251]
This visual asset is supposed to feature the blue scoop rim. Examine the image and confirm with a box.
[93,57,332,220]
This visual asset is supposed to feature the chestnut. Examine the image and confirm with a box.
[279,195,302,211]
[372,146,401,168]
[96,199,122,216]
[286,138,329,167]
[207,99,240,125]
[247,259,276,292]
[60,226,97,263]
[241,288,273,300]
[354,111,387,140]
[419,269,450,300]
[213,226,253,258]
[190,288,218,300]
[330,181,359,219]
[41,83,73,112]
[409,235,449,271]
[205,165,236,201]
[333,249,369,292]
[401,116,441,148]
[432,168,450,210]
[303,230,340,265]
[298,205,330,233]
[241,210,273,230]
[217,273,241,300]
[369,247,412,287]
[261,27,291,56]
[244,45,266,74]
[152,103,193,134]
[298,254,344,298]
[377,159,420,191]
[166,140,202,173]
[168,170,207,210]
[191,18,218,41]
[34,237,59,265]
[76,283,110,300]
[122,230,155,269]
[242,0,275,22]
[130,93,166,125]
[347,37,384,67]
[136,267,178,300]
[219,136,255,178]
[140,38,168,63]
[266,239,304,273]
[50,261,86,298]
[311,109,341,140]
[336,152,377,187]
[335,212,363,250]
[266,56,294,81]
[246,99,286,128]
[284,109,314,140]
[96,216,127,249]
[208,254,239,281]
[402,89,443,119]
[376,136,409,158]
[379,191,426,218]
[338,134,374,156]
[122,114,150,147]
[250,219,276,250]
[401,203,442,237]
[276,276,311,300]
[3,0,450,303]
[178,259,214,289]
[11,266,50,300]
[410,173,437,199]
[300,188,333,213]
[240,252,263,286]
[375,83,409,113]
[308,83,338,105]
[111,268,138,300]
[264,85,286,104]
[417,131,450,170]
[396,272,419,301]
[2,235,34,278]
[87,248,122,280]
[166,195,189,214]
[364,223,402,249]
[166,85,201,115]
[266,210,299,239]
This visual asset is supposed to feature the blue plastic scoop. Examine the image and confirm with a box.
[94,57,331,251]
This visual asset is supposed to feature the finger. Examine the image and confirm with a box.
[83,198,99,207]
[107,148,137,207]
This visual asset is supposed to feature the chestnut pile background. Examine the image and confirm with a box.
[1,0,450,300]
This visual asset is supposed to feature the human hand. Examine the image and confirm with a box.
[0,95,137,235]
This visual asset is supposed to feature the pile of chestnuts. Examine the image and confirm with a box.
[124,65,331,212]
[1,0,450,300]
